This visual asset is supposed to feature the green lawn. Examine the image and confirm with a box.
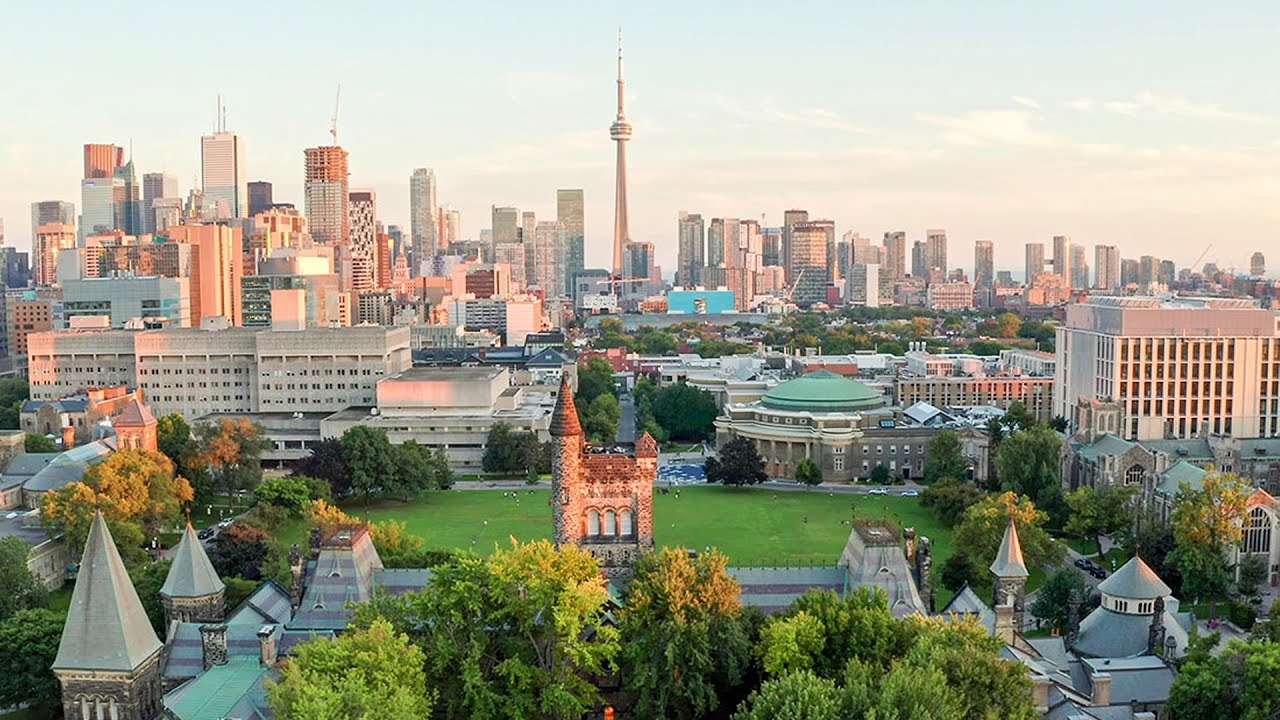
[271,487,963,604]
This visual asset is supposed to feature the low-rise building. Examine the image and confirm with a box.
[895,376,1054,422]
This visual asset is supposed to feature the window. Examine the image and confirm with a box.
[1124,464,1144,486]
[604,510,617,536]
[619,509,633,537]
[1245,506,1273,554]
[834,458,844,471]
[587,510,600,536]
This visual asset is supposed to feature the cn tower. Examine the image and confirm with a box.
[609,30,632,287]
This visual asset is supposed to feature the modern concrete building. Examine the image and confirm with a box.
[1055,296,1280,440]
[1094,245,1121,292]
[895,376,1054,422]
[303,146,349,246]
[409,168,438,261]
[1024,242,1045,287]
[164,224,243,325]
[347,190,377,292]
[201,131,246,218]
[27,324,411,419]
[61,275,191,328]
[924,229,947,279]
[34,223,76,287]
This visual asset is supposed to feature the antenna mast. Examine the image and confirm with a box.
[330,85,342,145]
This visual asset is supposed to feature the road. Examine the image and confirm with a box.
[617,392,637,443]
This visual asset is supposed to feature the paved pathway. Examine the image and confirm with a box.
[617,392,636,442]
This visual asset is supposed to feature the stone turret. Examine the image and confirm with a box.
[160,522,226,627]
[990,517,1029,631]
[550,375,583,548]
[53,513,164,720]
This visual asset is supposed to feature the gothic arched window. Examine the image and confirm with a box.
[1245,506,1273,555]
[587,510,600,536]
[619,509,633,537]
[1124,464,1144,486]
[604,510,617,536]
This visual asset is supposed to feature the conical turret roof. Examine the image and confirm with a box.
[550,375,582,437]
[1098,555,1170,599]
[53,513,163,672]
[989,517,1029,578]
[161,522,225,599]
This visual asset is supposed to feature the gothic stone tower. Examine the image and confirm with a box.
[990,517,1030,629]
[53,513,164,720]
[160,522,226,627]
[550,376,656,579]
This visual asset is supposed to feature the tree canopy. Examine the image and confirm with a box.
[953,492,1065,575]
[705,437,767,486]
[923,430,969,484]
[994,425,1065,524]
[482,422,544,476]
[651,383,719,442]
[25,431,58,453]
[1064,483,1137,556]
[0,536,46,622]
[1169,472,1252,601]
[1166,638,1280,720]
[1030,568,1092,633]
[796,457,823,487]
[582,393,621,443]
[0,607,63,714]
[195,417,269,499]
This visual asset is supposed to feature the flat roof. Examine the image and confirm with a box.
[0,512,56,547]
[381,366,503,382]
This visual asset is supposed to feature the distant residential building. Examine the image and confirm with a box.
[788,220,833,307]
[1,247,30,289]
[974,240,994,289]
[1120,258,1140,287]
[1251,252,1266,277]
[1024,243,1045,287]
[926,281,973,311]
[164,224,244,325]
[925,229,947,278]
[347,190,377,293]
[676,212,705,287]
[7,297,53,360]
[883,231,906,281]
[847,263,883,308]
[1070,243,1088,289]
[896,375,1053,422]
[304,145,349,245]
[530,221,567,297]
[247,181,273,217]
[1094,245,1121,292]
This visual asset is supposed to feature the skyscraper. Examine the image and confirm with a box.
[676,212,705,287]
[492,206,520,246]
[80,177,124,238]
[1251,252,1266,277]
[304,145,349,245]
[789,220,833,307]
[911,241,927,278]
[609,33,633,284]
[83,144,123,179]
[34,223,76,286]
[1052,235,1072,284]
[1094,245,1120,291]
[410,168,438,259]
[532,220,567,297]
[142,173,179,235]
[883,231,906,280]
[445,208,462,248]
[557,189,584,295]
[348,190,377,292]
[202,131,247,218]
[1070,244,1088,289]
[247,181,273,217]
[1139,255,1160,285]
[925,229,947,277]
[31,201,75,240]
[974,240,994,288]
[1025,243,1045,285]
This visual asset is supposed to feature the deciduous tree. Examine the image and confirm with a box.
[953,492,1064,575]
[0,608,63,714]
[995,425,1065,523]
[25,431,58,453]
[574,356,616,410]
[705,436,767,486]
[651,383,719,441]
[795,457,823,487]
[208,522,276,581]
[0,536,46,621]
[195,417,269,500]
[582,393,621,443]
[939,551,979,593]
[1030,568,1092,633]
[1064,483,1137,556]
[921,477,983,527]
[924,430,969,484]
[731,670,843,720]
[339,425,401,504]
[253,476,313,515]
[1169,472,1251,601]
[291,437,352,497]
[1166,639,1280,720]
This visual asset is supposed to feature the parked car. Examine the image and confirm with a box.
[197,527,216,540]
[898,490,920,497]
[217,518,235,530]
[1074,558,1090,569]
[868,487,889,496]
[1090,567,1108,579]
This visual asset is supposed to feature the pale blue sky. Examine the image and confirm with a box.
[2,1,1278,273]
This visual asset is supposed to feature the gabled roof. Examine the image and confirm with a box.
[939,583,995,632]
[2,452,60,478]
[525,347,570,367]
[990,518,1029,578]
[163,655,272,720]
[22,397,89,413]
[225,581,293,626]
[53,513,163,672]
[1155,461,1206,495]
[1077,433,1135,461]
[161,523,225,599]
[114,397,158,427]
[1099,556,1170,599]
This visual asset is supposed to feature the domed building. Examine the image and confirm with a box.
[714,370,937,482]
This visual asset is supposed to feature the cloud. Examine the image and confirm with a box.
[1012,96,1041,110]
[1065,97,1095,111]
[699,94,867,134]
[1096,92,1266,122]
[916,109,1056,146]
[504,71,585,104]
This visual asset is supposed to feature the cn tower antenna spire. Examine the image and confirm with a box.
[610,28,633,291]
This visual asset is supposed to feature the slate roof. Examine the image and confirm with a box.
[1140,437,1214,461]
[1077,433,1135,461]
[939,583,996,632]
[22,441,111,493]
[114,397,158,427]
[161,524,226,599]
[549,376,582,437]
[1080,657,1176,705]
[1074,605,1188,658]
[163,655,272,720]
[990,518,1030,578]
[288,528,384,631]
[164,623,266,680]
[22,398,89,413]
[225,582,293,626]
[525,348,571,367]
[839,526,927,618]
[1098,556,1170,599]
[2,452,60,477]
[728,566,846,614]
[53,513,163,672]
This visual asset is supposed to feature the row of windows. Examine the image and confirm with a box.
[262,383,367,391]
[140,367,248,375]
[260,368,379,377]
[1119,364,1234,380]
[1119,339,1238,363]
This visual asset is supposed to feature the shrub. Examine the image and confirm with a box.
[1227,599,1257,630]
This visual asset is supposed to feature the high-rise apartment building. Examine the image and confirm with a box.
[304,146,350,246]
[1138,255,1160,285]
[1094,245,1121,292]
[142,173,179,235]
[491,206,520,251]
[1121,258,1140,287]
[1056,297,1280,440]
[925,229,947,277]
[782,209,808,281]
[348,190,377,293]
[911,241,927,278]
[30,201,75,240]
[531,221,567,297]
[410,168,438,260]
[788,220,833,307]
[247,181,273,217]
[1251,252,1266,277]
[557,189,584,294]
[202,131,247,218]
[1070,244,1088,289]
[34,224,76,286]
[165,224,244,325]
[973,240,994,289]
[883,231,906,280]
[1052,235,1072,284]
[847,263,881,308]
[676,212,705,287]
[1025,243,1045,286]
[83,144,124,179]
[1158,260,1176,286]
[445,208,462,248]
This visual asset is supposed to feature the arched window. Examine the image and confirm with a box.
[619,509,633,537]
[587,510,600,536]
[1124,464,1144,486]
[604,510,617,536]
[1245,506,1272,555]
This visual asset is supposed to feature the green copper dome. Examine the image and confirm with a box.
[762,371,883,412]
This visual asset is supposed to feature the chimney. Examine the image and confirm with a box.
[1031,675,1051,714]
[200,624,228,670]
[61,425,76,449]
[258,624,278,667]
[1090,672,1112,707]
[994,603,1016,645]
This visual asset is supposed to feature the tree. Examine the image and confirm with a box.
[582,392,621,443]
[651,384,719,441]
[1030,568,1092,633]
[268,618,436,719]
[921,477,983,527]
[1251,598,1280,643]
[1170,542,1233,604]
[620,547,753,720]
[253,475,313,515]
[1064,484,1137,556]
[843,658,965,720]
[291,437,353,497]
[924,430,968,483]
[637,329,679,355]
[157,413,213,503]
[994,425,1065,524]
[1118,510,1182,594]
[954,492,1065,575]
[994,312,1022,338]
[1237,554,1268,597]
[939,552,979,593]
[1170,472,1252,601]
[482,422,540,476]
[899,617,1036,720]
[369,519,428,569]
[0,536,46,621]
[339,425,400,504]
[574,356,616,411]
[195,417,269,500]
[351,540,618,720]
[758,589,912,679]
[870,464,892,485]
[397,440,453,491]
[1166,639,1280,720]
[0,377,28,429]
[758,611,828,676]
[129,559,173,635]
[1001,401,1036,432]
[208,522,276,581]
[705,436,767,486]
[25,431,58,453]
[731,670,843,720]
[796,457,823,487]
[0,608,63,714]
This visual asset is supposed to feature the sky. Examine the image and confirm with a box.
[2,1,1279,275]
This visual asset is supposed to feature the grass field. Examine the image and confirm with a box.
[272,486,964,602]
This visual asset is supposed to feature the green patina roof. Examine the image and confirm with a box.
[1077,433,1135,461]
[165,656,269,720]
[1156,461,1207,495]
[762,370,883,412]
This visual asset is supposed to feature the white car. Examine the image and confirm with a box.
[218,518,235,529]
[868,487,889,496]
[899,490,920,497]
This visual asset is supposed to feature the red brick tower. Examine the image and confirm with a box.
[549,376,656,579]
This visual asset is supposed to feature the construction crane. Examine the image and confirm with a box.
[783,268,806,301]
[330,85,342,145]
[1190,244,1213,275]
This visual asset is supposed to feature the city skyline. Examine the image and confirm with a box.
[2,2,1279,274]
